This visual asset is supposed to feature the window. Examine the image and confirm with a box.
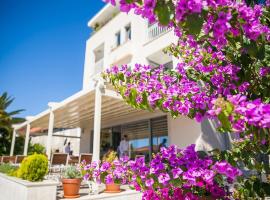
[125,24,131,41]
[115,31,121,47]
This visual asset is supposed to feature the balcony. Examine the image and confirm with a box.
[148,23,170,41]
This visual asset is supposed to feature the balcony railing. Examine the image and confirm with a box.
[148,23,170,41]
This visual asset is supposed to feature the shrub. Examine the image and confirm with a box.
[17,154,48,182]
[0,163,18,175]
[62,165,81,179]
[102,150,117,163]
[28,143,46,155]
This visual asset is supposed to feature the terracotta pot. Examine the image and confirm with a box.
[62,178,81,198]
[104,183,121,193]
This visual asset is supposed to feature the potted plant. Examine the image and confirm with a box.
[62,165,82,198]
[80,155,129,193]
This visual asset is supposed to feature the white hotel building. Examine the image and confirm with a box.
[10,3,231,161]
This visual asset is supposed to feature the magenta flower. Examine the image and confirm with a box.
[145,178,154,187]
[158,173,170,184]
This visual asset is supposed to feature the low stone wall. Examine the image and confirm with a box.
[0,173,58,200]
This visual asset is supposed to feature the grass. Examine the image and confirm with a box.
[0,163,18,176]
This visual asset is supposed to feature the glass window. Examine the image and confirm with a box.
[151,117,168,153]
[125,24,131,41]
[122,121,150,160]
[115,31,121,47]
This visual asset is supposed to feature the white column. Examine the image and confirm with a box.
[23,123,31,156]
[10,129,16,156]
[46,107,54,160]
[92,84,102,162]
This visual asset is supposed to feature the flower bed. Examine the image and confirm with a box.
[0,154,58,200]
[0,172,58,200]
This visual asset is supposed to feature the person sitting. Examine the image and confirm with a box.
[65,142,73,155]
[158,138,167,151]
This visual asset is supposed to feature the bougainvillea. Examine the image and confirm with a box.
[80,156,130,185]
[102,0,270,198]
[103,0,270,134]
[127,145,241,199]
[79,145,242,199]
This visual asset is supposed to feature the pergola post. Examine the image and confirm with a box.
[10,129,16,156]
[92,82,102,162]
[46,105,55,160]
[23,123,31,156]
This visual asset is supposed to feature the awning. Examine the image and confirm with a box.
[15,86,163,135]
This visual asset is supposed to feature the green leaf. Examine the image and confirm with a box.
[185,14,204,36]
[245,41,258,58]
[217,111,232,132]
[154,2,171,25]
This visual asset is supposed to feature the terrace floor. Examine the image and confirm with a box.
[57,184,142,200]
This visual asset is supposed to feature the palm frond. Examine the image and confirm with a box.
[8,109,25,116]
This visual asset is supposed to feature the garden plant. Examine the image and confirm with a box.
[16,153,48,182]
[102,0,270,199]
[80,156,130,193]
[62,165,82,198]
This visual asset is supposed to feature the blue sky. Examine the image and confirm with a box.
[0,0,105,117]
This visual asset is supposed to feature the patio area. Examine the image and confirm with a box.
[57,184,142,200]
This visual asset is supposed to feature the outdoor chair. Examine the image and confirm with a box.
[79,153,92,164]
[15,155,26,164]
[48,153,68,181]
[68,155,79,165]
[2,156,16,164]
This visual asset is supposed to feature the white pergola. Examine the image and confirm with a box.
[10,80,158,161]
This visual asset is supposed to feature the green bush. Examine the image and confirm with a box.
[62,165,81,179]
[28,143,46,155]
[17,154,48,182]
[0,163,18,175]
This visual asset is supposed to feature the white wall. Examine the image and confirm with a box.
[167,115,201,148]
[31,128,81,155]
[80,127,92,153]
[168,115,230,151]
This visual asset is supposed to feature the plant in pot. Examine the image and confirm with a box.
[62,165,82,198]
[80,156,129,193]
[100,157,129,193]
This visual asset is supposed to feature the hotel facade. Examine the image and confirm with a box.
[10,3,231,161]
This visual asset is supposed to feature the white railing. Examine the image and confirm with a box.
[148,23,170,41]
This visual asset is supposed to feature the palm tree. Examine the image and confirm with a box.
[0,92,25,155]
